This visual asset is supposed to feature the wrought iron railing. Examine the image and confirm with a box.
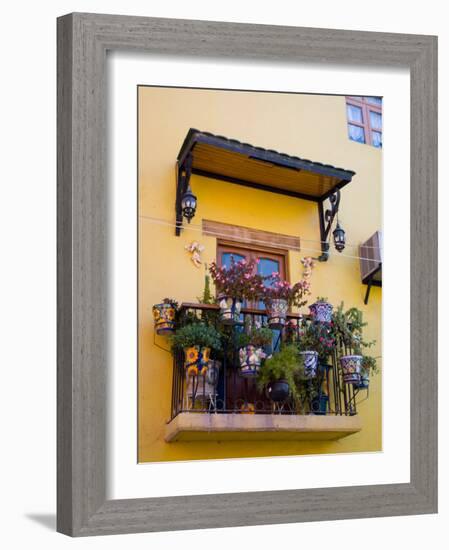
[169,303,366,421]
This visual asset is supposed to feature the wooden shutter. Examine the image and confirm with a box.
[359,231,382,284]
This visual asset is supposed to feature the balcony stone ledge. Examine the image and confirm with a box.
[165,412,362,442]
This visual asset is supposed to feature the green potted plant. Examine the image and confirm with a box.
[262,273,311,329]
[197,266,214,305]
[332,303,377,385]
[297,319,336,378]
[257,345,304,402]
[170,323,222,377]
[309,296,333,323]
[238,326,273,377]
[152,298,178,335]
[209,257,265,324]
[356,355,380,389]
[193,266,221,326]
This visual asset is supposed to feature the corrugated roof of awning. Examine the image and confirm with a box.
[177,128,356,202]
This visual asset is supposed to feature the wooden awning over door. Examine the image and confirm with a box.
[177,128,356,201]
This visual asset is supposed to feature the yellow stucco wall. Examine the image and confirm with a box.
[138,86,382,463]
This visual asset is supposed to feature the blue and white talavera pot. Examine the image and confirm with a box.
[356,369,370,389]
[218,296,242,325]
[339,355,363,384]
[266,298,288,329]
[300,350,319,378]
[309,301,333,323]
[239,345,266,377]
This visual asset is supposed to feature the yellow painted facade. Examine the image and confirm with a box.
[138,86,382,463]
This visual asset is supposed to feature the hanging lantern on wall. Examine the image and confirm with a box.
[181,184,197,223]
[333,221,346,252]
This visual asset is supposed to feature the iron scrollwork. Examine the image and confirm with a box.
[317,189,341,262]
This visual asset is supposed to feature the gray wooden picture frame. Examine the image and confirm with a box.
[57,12,438,537]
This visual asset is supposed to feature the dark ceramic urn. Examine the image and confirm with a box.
[266,379,290,402]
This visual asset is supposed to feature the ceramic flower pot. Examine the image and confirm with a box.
[266,298,288,329]
[311,394,329,415]
[238,345,266,377]
[152,302,176,334]
[266,379,290,402]
[186,360,221,398]
[339,354,363,384]
[218,296,242,325]
[355,369,370,389]
[300,350,319,378]
[239,402,255,414]
[184,346,211,377]
[309,301,333,323]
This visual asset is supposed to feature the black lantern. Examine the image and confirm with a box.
[181,184,197,223]
[333,221,346,252]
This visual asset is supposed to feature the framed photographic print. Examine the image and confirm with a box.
[57,13,437,536]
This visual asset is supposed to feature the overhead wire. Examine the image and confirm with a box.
[139,214,382,263]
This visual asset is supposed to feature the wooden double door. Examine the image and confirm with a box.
[216,241,289,410]
[216,241,288,310]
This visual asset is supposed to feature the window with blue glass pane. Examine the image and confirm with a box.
[364,96,382,106]
[257,257,282,350]
[348,124,365,143]
[221,252,247,312]
[346,96,382,148]
[369,110,382,130]
[372,131,382,148]
[257,258,280,310]
[346,104,363,123]
[221,252,245,268]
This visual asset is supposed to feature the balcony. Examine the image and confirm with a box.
[166,412,361,442]
[166,303,365,442]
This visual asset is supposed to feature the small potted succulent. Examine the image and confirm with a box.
[170,323,222,377]
[257,345,304,402]
[309,296,333,324]
[152,298,178,335]
[209,257,265,325]
[262,273,310,330]
[238,326,273,377]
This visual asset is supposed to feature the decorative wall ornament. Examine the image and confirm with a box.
[301,256,315,279]
[185,241,205,268]
[301,256,315,293]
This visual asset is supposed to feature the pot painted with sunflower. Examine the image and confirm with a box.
[152,301,176,334]
[300,350,319,378]
[184,345,211,377]
[339,354,363,384]
[218,295,242,325]
[186,360,221,399]
[309,300,333,323]
[266,298,288,329]
[239,402,255,414]
[238,345,266,377]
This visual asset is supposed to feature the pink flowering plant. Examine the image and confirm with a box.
[209,257,266,302]
[262,273,311,308]
[298,318,336,361]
